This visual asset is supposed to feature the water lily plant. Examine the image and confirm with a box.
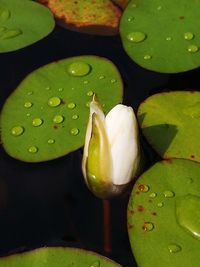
[82,96,141,198]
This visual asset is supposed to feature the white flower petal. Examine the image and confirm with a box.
[105,104,139,185]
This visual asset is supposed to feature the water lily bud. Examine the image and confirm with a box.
[82,96,141,198]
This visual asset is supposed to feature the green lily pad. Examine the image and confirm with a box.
[128,159,200,267]
[137,91,200,162]
[37,0,121,36]
[0,56,123,162]
[0,247,121,267]
[120,0,200,73]
[0,0,55,53]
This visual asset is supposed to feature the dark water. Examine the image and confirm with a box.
[0,25,200,267]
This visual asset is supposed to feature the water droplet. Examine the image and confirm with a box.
[24,102,33,108]
[45,86,50,90]
[48,97,61,107]
[72,114,79,120]
[149,192,157,198]
[168,244,182,253]
[87,91,94,97]
[131,3,137,8]
[27,91,33,95]
[86,101,91,108]
[111,79,116,83]
[83,80,89,84]
[176,194,200,240]
[32,118,43,127]
[53,115,64,124]
[166,37,172,41]
[127,16,134,22]
[26,113,31,117]
[138,184,149,192]
[68,62,91,76]
[11,126,24,136]
[144,55,152,60]
[28,146,38,153]
[184,32,194,40]
[71,128,79,136]
[157,6,162,10]
[58,88,63,92]
[48,139,55,144]
[67,102,76,109]
[127,32,146,43]
[0,8,10,22]
[164,190,175,198]
[99,75,105,80]
[157,202,164,207]
[188,45,199,53]
[143,222,154,232]
[0,29,22,40]
[90,261,100,267]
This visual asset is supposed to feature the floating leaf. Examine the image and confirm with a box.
[128,159,200,267]
[0,0,55,53]
[0,247,121,267]
[37,0,121,36]
[120,0,200,73]
[138,91,200,162]
[0,56,123,162]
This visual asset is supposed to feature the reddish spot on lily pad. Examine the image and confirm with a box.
[137,205,145,212]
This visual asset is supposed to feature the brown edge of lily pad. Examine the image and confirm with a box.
[37,0,122,36]
[111,0,129,9]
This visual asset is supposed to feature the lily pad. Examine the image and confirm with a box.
[137,91,200,162]
[0,0,55,53]
[128,159,200,267]
[37,0,121,36]
[0,247,121,267]
[120,0,200,73]
[0,56,123,162]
